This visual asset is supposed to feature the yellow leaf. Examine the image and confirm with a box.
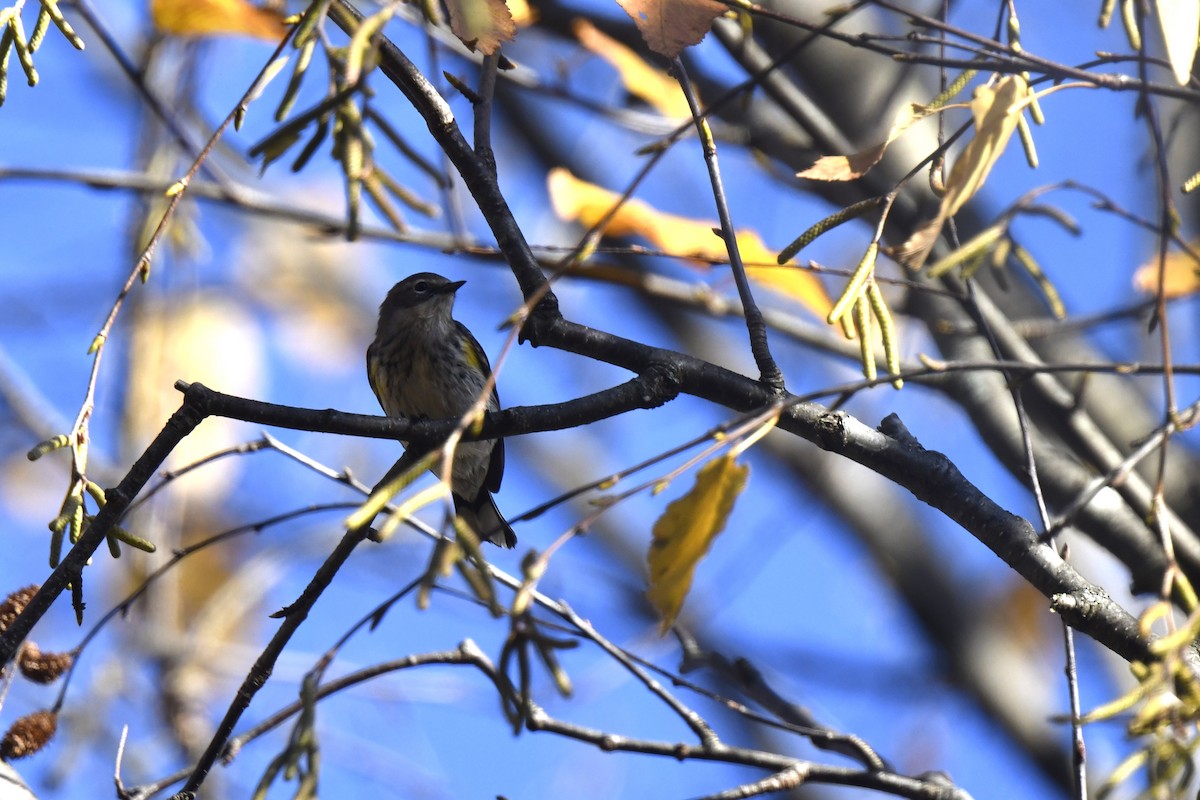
[615,0,725,58]
[446,0,515,54]
[151,0,287,40]
[1133,244,1200,297]
[1157,0,1200,85]
[508,0,538,27]
[573,19,690,119]
[738,232,832,318]
[548,168,833,318]
[646,455,748,633]
[897,76,1030,269]
[798,103,934,182]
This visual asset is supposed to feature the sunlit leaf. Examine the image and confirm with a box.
[446,0,515,54]
[573,19,690,118]
[548,168,833,318]
[616,0,725,58]
[508,0,538,26]
[1156,0,1200,85]
[126,294,266,506]
[151,0,288,40]
[1133,244,1200,297]
[896,75,1031,269]
[647,455,748,633]
[943,75,1031,218]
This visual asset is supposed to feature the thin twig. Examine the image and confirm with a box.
[1059,543,1088,800]
[673,56,783,392]
[561,602,719,747]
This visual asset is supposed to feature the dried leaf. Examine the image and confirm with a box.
[616,0,725,58]
[1156,0,1200,85]
[897,76,1030,269]
[573,19,690,118]
[646,455,748,632]
[798,146,887,182]
[943,76,1030,219]
[798,102,934,182]
[151,0,288,40]
[1133,244,1200,297]
[892,217,942,270]
[446,0,515,54]
[548,168,833,317]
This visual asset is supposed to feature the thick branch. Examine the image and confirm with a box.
[534,315,1152,662]
[176,363,681,444]
[182,333,1149,665]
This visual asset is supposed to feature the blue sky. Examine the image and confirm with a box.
[1,2,1196,798]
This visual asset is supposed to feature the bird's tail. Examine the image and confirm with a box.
[455,493,517,548]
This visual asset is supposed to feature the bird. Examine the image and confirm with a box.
[366,272,517,547]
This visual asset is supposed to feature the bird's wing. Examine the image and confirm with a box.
[456,320,506,494]
[365,342,387,412]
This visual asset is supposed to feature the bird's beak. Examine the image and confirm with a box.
[440,280,466,295]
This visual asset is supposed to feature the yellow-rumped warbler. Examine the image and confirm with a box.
[366,272,517,547]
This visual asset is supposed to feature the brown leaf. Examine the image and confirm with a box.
[798,103,934,182]
[151,0,287,40]
[798,145,888,182]
[892,217,943,271]
[446,0,516,54]
[942,76,1030,219]
[647,455,748,632]
[616,0,725,58]
[897,76,1030,270]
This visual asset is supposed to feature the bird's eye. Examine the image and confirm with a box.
[413,280,429,293]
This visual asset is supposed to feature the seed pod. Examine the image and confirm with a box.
[1,710,58,760]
